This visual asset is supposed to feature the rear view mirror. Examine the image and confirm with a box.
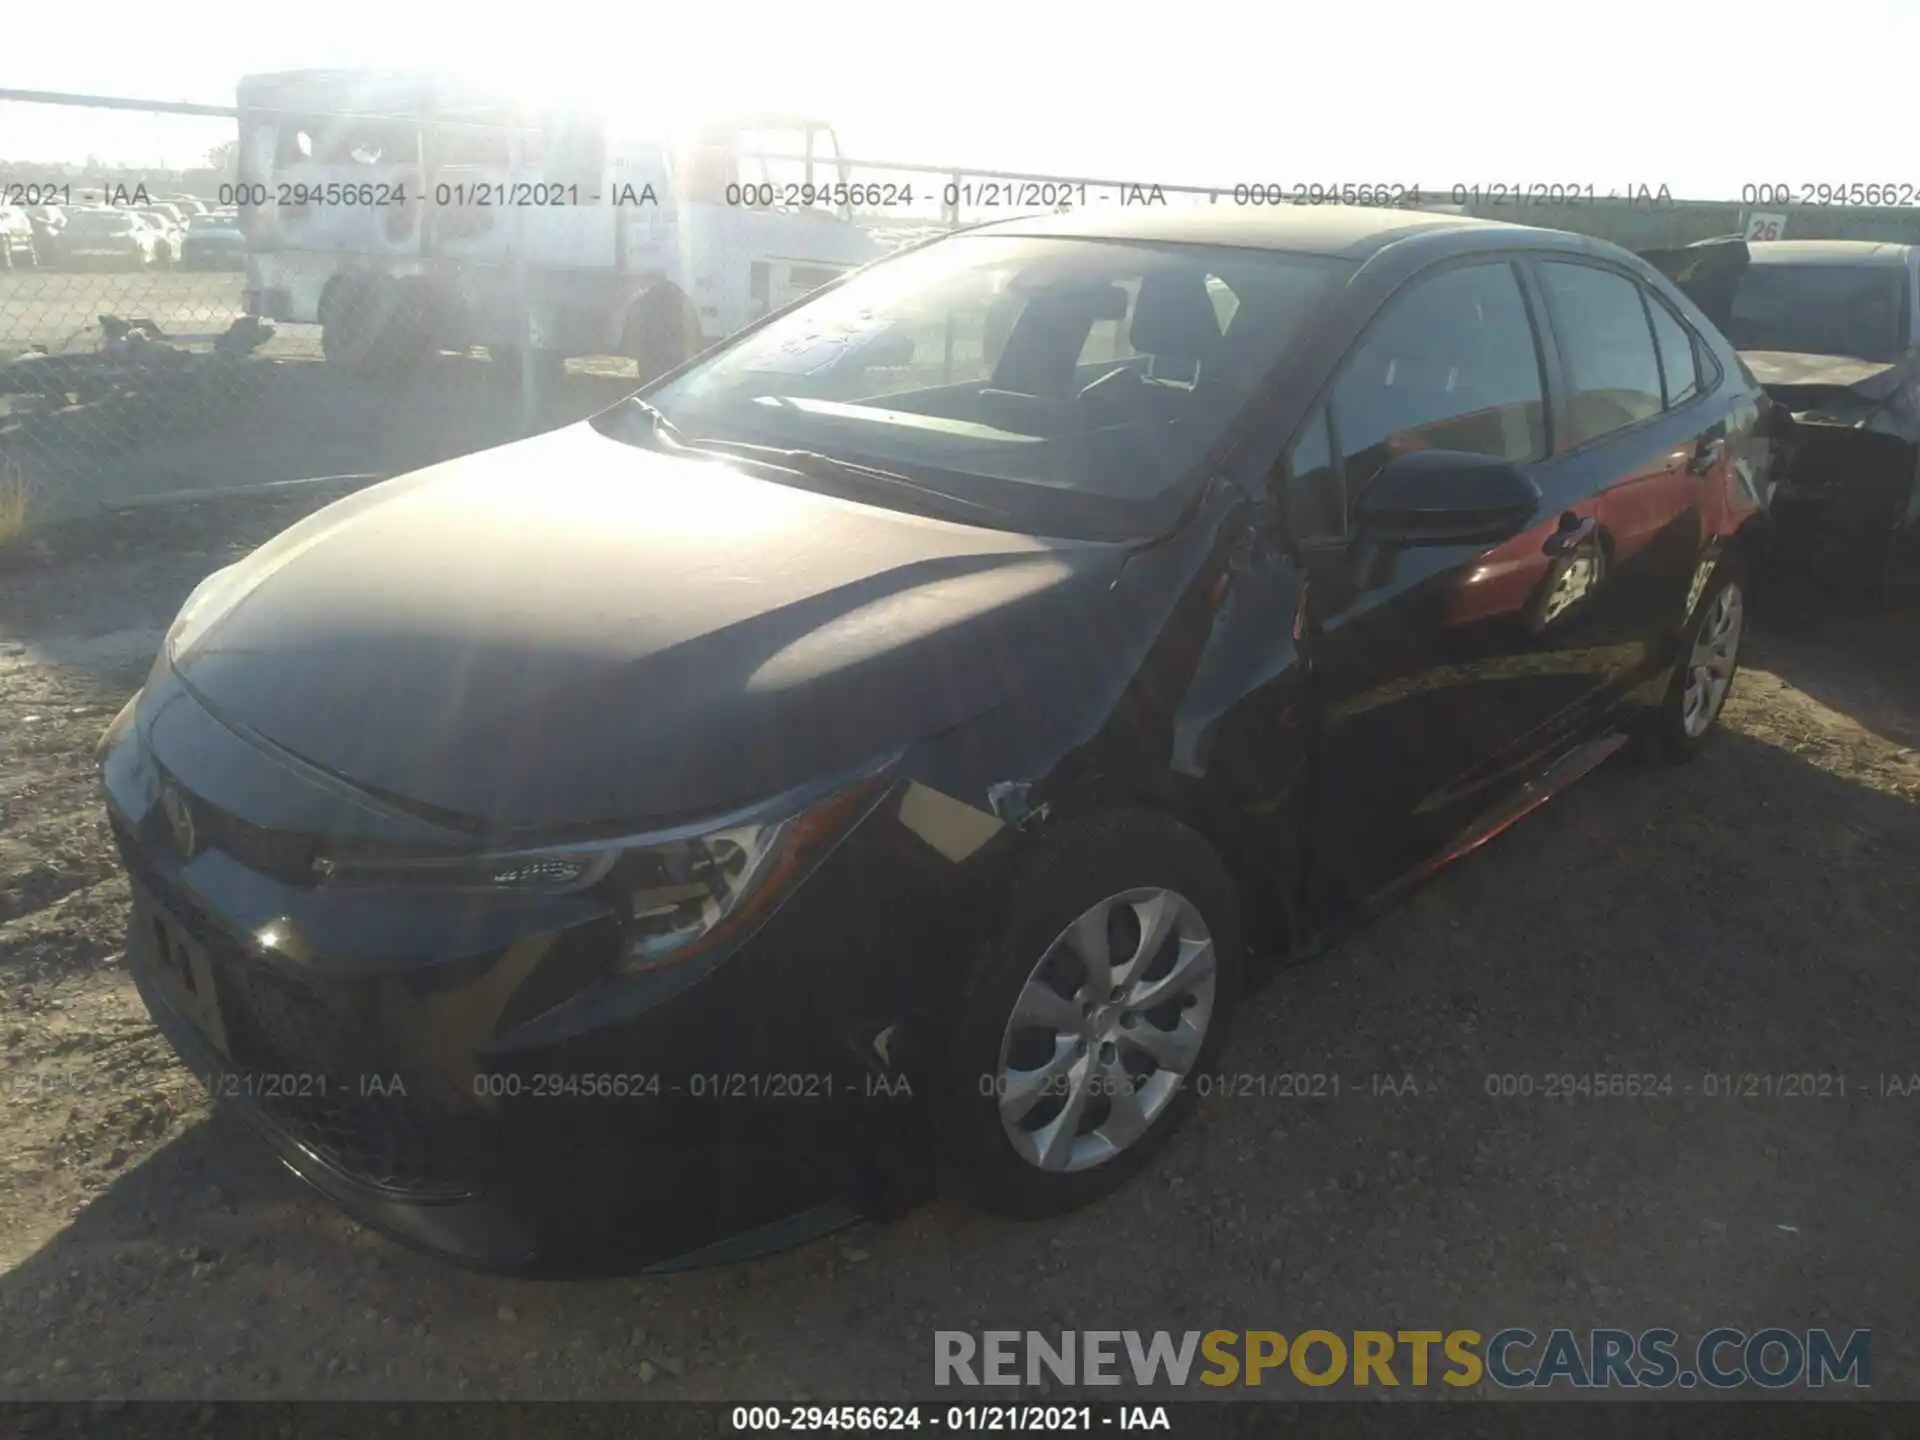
[1353,449,1541,545]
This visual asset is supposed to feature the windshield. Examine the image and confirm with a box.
[615,235,1351,539]
[1725,263,1910,362]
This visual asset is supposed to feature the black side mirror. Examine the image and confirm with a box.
[1352,449,1542,546]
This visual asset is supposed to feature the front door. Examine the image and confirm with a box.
[1293,257,1618,903]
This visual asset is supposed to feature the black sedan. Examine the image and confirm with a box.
[1644,236,1920,597]
[100,207,1771,1275]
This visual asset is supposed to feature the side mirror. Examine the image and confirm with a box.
[1352,449,1541,545]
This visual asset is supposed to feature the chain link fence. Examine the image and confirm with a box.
[10,84,1920,547]
[0,95,586,535]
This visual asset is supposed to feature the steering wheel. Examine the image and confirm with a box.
[1077,364,1145,414]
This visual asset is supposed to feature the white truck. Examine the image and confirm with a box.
[233,70,884,377]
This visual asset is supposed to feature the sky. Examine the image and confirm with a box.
[3,0,1917,201]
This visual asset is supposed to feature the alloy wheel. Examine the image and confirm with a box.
[1681,582,1743,738]
[994,887,1216,1173]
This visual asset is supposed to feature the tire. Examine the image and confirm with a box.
[1635,552,1748,764]
[320,282,373,370]
[322,279,430,377]
[621,286,700,383]
[942,809,1245,1219]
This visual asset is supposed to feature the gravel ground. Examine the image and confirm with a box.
[0,492,1916,1405]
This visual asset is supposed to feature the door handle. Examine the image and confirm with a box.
[1543,513,1597,556]
[1685,437,1725,476]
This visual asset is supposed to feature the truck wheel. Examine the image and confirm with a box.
[621,287,701,384]
[322,279,429,377]
[941,810,1244,1219]
[378,283,437,376]
[320,281,376,371]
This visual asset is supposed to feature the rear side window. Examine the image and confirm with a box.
[1645,293,1701,408]
[1330,260,1546,500]
[1537,262,1664,446]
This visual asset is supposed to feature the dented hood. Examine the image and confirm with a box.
[168,422,1133,831]
[1744,350,1913,412]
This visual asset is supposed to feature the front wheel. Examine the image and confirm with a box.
[943,810,1244,1218]
[1636,555,1747,764]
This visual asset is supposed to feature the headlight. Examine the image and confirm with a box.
[314,770,889,972]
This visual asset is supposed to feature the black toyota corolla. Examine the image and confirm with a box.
[101,207,1770,1275]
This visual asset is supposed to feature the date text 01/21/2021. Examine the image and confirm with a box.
[730,1405,1170,1433]
[212,181,665,209]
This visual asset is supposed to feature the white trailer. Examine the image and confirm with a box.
[233,71,883,377]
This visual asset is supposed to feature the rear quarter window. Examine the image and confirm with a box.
[1645,293,1702,408]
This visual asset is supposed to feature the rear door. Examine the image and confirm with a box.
[1526,256,1741,695]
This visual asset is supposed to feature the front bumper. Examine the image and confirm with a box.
[101,679,984,1276]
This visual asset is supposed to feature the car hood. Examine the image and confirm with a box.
[1744,349,1910,406]
[171,423,1132,833]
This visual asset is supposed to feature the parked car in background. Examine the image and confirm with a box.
[1644,237,1920,597]
[180,211,247,270]
[0,206,38,267]
[60,208,164,268]
[102,207,1769,1276]
[134,209,185,265]
[23,204,67,260]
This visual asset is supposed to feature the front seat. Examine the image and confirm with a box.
[1129,272,1223,385]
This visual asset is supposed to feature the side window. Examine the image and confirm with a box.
[1537,261,1664,446]
[1645,292,1701,409]
[1286,408,1342,538]
[1330,261,1546,500]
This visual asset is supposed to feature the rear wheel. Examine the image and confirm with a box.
[943,810,1244,1218]
[1636,554,1747,764]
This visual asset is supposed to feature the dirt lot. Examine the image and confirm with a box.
[1,491,1917,1404]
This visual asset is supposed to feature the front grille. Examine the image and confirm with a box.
[116,813,486,1200]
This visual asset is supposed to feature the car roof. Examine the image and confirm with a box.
[1746,239,1913,266]
[967,204,1536,260]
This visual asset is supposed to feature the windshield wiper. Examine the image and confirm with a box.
[684,439,1014,523]
[622,395,689,446]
